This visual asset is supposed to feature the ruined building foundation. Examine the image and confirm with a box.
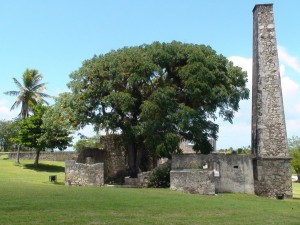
[252,4,292,198]
[170,4,293,198]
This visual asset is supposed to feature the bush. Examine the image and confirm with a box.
[148,161,171,188]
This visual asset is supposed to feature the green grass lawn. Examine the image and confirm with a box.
[0,156,299,225]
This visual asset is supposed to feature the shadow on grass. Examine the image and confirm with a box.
[52,181,65,185]
[23,163,65,173]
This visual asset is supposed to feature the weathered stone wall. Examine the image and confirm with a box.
[76,135,129,183]
[65,160,104,186]
[215,154,254,194]
[170,169,215,195]
[179,139,216,154]
[179,141,195,153]
[172,154,210,170]
[8,151,78,161]
[252,4,289,158]
[101,135,128,183]
[76,148,107,164]
[252,4,292,198]
[171,154,254,194]
[253,159,293,198]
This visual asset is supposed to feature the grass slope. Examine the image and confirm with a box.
[0,156,299,225]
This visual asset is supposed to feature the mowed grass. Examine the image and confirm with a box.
[0,156,299,225]
[294,181,300,198]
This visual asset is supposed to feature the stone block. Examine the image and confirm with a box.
[65,160,104,186]
[170,169,215,195]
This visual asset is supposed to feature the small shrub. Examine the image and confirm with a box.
[148,161,171,188]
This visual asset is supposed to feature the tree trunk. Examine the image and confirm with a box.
[15,145,21,165]
[128,143,138,178]
[34,149,41,167]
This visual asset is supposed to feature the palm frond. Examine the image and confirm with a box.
[42,99,50,105]
[10,101,21,111]
[3,91,21,96]
[35,91,52,98]
[6,69,51,118]
[12,78,26,91]
[31,82,47,92]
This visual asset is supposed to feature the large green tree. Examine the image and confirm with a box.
[291,148,300,183]
[288,136,300,182]
[19,103,72,167]
[4,69,51,163]
[288,136,300,153]
[58,41,249,177]
[0,119,21,151]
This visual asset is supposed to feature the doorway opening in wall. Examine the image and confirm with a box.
[214,162,220,177]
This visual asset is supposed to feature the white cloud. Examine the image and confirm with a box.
[220,51,300,148]
[217,46,300,149]
[0,99,18,120]
[228,56,252,88]
[280,64,285,76]
[296,103,300,113]
[278,46,300,74]
[286,119,300,136]
[276,49,300,98]
[281,75,299,98]
[216,56,253,149]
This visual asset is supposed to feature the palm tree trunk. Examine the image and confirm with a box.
[15,145,20,165]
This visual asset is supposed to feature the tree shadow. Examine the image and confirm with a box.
[23,163,65,173]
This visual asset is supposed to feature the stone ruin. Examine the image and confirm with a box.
[65,135,127,186]
[65,134,155,186]
[251,4,292,198]
[170,4,293,198]
[65,4,293,198]
[170,154,254,195]
[65,160,104,186]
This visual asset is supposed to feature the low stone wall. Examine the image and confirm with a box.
[172,154,210,170]
[171,153,254,195]
[8,152,78,161]
[65,160,104,186]
[214,154,254,194]
[170,169,215,195]
[124,171,152,187]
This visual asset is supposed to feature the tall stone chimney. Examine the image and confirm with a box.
[252,4,292,198]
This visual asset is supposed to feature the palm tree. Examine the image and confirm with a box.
[4,69,51,164]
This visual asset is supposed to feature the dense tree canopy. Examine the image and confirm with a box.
[288,136,300,153]
[291,148,300,183]
[19,103,73,166]
[58,41,249,176]
[288,136,300,182]
[0,119,21,151]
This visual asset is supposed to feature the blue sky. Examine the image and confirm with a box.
[1,0,300,150]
